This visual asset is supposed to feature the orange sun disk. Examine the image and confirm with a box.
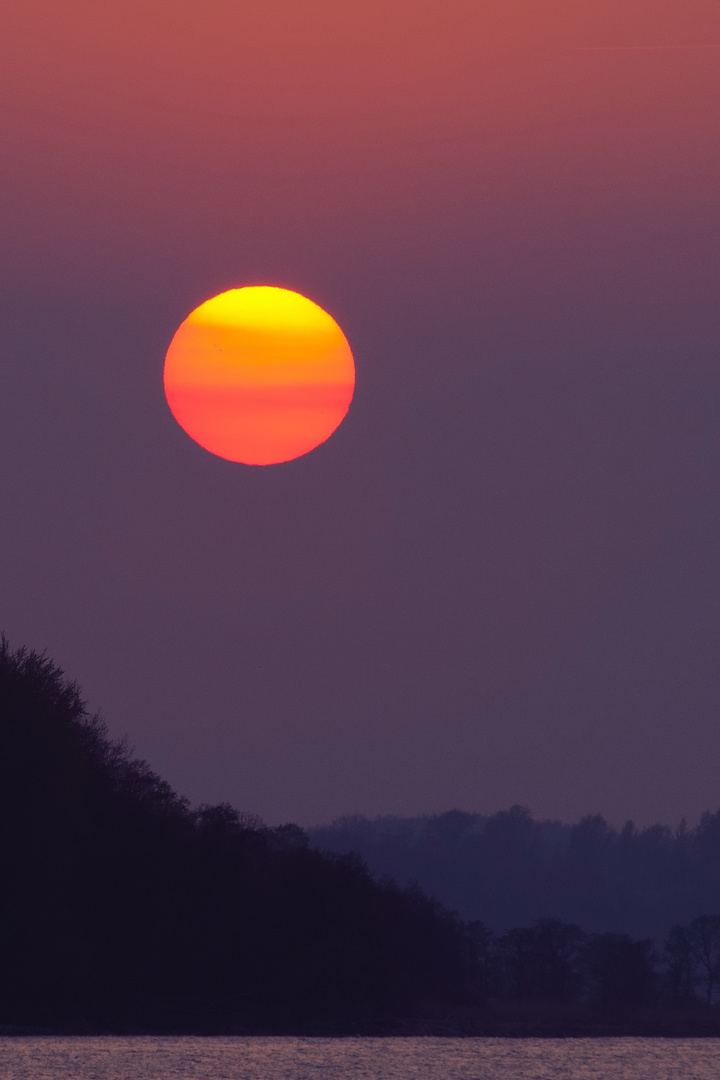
[164,286,355,465]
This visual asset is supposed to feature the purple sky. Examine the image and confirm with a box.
[1,1,720,826]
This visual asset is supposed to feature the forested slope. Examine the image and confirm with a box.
[0,640,469,1032]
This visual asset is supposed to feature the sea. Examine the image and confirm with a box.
[0,1037,718,1080]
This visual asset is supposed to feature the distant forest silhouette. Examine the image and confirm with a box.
[2,637,720,1035]
[310,806,720,940]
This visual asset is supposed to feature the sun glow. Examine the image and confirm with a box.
[164,287,355,465]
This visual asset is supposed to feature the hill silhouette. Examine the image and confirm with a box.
[0,638,469,1032]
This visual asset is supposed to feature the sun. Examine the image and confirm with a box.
[163,286,355,465]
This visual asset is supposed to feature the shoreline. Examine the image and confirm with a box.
[2,1007,720,1039]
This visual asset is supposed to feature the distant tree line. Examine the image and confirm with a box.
[465,915,720,1012]
[310,805,720,940]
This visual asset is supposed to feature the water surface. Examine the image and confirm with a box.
[0,1036,718,1079]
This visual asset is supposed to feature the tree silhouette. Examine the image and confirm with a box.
[495,919,586,1002]
[664,923,697,1004]
[582,933,656,1007]
[682,916,720,1006]
[0,637,472,1030]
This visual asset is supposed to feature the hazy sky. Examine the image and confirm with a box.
[2,1,720,826]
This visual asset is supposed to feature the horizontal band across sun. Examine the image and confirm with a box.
[166,323,353,388]
[166,385,354,464]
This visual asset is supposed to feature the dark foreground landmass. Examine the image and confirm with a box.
[0,639,470,1033]
[1,638,720,1036]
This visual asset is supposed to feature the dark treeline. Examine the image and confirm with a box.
[309,805,720,939]
[0,640,469,1032]
[4,638,720,1035]
[467,915,720,1012]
